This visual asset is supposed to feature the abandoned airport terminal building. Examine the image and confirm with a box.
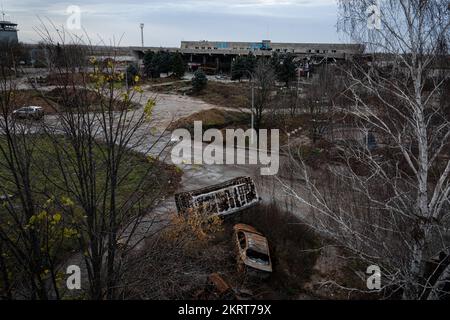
[14,28,365,74]
[0,14,363,72]
[131,40,364,73]
[179,40,363,57]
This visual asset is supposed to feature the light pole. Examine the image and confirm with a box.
[251,77,255,143]
[140,23,144,48]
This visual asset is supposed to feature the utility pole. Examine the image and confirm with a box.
[140,23,144,48]
[1,2,5,21]
[251,78,255,143]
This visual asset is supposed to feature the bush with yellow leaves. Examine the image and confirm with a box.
[165,207,223,245]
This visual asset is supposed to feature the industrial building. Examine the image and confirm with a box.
[130,40,364,73]
[0,19,18,44]
[180,40,363,57]
[21,38,364,74]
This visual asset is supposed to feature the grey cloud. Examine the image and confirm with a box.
[4,0,341,45]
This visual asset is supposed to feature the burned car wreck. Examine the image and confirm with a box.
[233,224,272,276]
[175,176,260,217]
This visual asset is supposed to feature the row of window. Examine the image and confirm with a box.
[188,46,338,54]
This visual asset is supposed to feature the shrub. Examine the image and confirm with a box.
[192,69,208,93]
[172,53,186,79]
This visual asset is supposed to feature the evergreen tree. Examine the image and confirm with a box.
[245,52,257,74]
[126,63,139,86]
[231,56,247,81]
[276,53,297,87]
[143,51,155,78]
[192,69,208,93]
[231,53,257,81]
[171,53,186,79]
[147,51,172,78]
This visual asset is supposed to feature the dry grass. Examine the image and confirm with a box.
[10,90,60,114]
[126,202,327,300]
[190,81,251,110]
[168,108,250,133]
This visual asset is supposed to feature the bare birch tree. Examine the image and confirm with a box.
[280,0,450,299]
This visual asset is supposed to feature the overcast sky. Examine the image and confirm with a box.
[2,0,346,46]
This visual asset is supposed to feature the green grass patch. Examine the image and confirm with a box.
[0,135,181,211]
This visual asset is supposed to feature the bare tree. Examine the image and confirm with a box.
[1,24,177,299]
[36,31,173,299]
[252,59,276,131]
[280,0,450,299]
[0,48,65,299]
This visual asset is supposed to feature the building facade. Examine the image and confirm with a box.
[0,20,18,43]
[130,39,364,74]
[180,40,364,59]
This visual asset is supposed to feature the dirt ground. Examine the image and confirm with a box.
[189,82,251,110]
[147,79,251,111]
[168,108,249,132]
[9,90,59,114]
[10,75,370,300]
[146,202,371,300]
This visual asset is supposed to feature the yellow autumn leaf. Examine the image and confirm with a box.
[53,213,62,223]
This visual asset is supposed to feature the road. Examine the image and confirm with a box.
[119,87,309,248]
[9,80,309,249]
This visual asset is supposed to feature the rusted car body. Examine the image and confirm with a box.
[233,224,272,277]
[175,176,260,216]
[195,273,254,300]
[205,273,235,300]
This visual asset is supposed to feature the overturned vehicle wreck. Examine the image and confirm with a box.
[175,176,260,216]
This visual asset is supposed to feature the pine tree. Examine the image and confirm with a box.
[171,53,186,79]
[192,69,207,93]
[143,51,154,78]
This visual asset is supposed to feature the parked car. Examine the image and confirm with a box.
[215,74,229,80]
[233,224,272,277]
[12,106,45,120]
